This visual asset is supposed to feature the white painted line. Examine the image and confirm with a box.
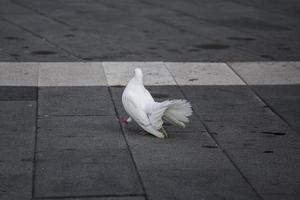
[38,62,107,86]
[285,61,300,70]
[229,62,300,85]
[0,62,299,86]
[103,61,176,86]
[165,62,245,85]
[0,62,38,86]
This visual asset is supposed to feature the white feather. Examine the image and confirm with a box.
[122,68,193,138]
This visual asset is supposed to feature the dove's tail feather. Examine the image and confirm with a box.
[163,99,193,128]
[143,125,165,138]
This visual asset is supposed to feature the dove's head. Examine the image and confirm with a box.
[134,68,143,83]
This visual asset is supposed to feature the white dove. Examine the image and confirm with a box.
[121,68,193,138]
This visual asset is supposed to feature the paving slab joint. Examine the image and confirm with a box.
[32,193,146,200]
[107,86,149,200]
[164,62,264,200]
[225,62,299,135]
[0,15,80,61]
[31,79,39,199]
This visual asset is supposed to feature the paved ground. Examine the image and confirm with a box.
[1,62,300,200]
[1,0,300,200]
[0,0,300,61]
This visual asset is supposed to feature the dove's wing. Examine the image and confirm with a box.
[122,89,165,138]
[122,93,150,127]
[121,68,169,138]
[146,101,170,129]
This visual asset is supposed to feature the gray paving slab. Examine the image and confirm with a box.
[230,0,300,18]
[253,85,300,133]
[131,0,300,50]
[111,86,260,200]
[0,17,73,61]
[38,86,115,116]
[181,85,300,200]
[0,0,298,61]
[0,101,36,200]
[0,0,31,14]
[0,86,37,100]
[35,115,143,198]
[1,1,139,60]
[38,197,145,200]
[153,14,299,61]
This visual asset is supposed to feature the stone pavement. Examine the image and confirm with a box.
[0,62,300,200]
[1,0,300,200]
[0,0,300,62]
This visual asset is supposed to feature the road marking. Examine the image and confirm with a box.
[229,61,300,85]
[165,62,245,85]
[0,61,299,86]
[38,62,107,86]
[0,62,38,86]
[103,61,176,86]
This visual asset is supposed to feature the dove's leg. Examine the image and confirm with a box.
[119,117,132,125]
[138,129,148,135]
[160,127,168,138]
[136,124,147,134]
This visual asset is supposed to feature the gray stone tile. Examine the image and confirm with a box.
[0,17,73,61]
[253,85,300,133]
[0,86,37,100]
[181,85,300,199]
[0,101,36,200]
[111,86,260,200]
[1,0,298,61]
[180,85,263,116]
[0,0,31,14]
[37,116,126,149]
[1,6,134,60]
[35,116,143,197]
[38,86,115,116]
[156,13,299,61]
[39,197,145,200]
[231,0,300,18]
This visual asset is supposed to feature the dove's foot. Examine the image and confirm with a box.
[138,130,148,135]
[160,127,168,138]
[137,126,147,135]
[118,117,131,125]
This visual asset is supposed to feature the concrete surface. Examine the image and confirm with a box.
[0,0,299,61]
[1,62,299,200]
[38,87,115,116]
[1,0,300,199]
